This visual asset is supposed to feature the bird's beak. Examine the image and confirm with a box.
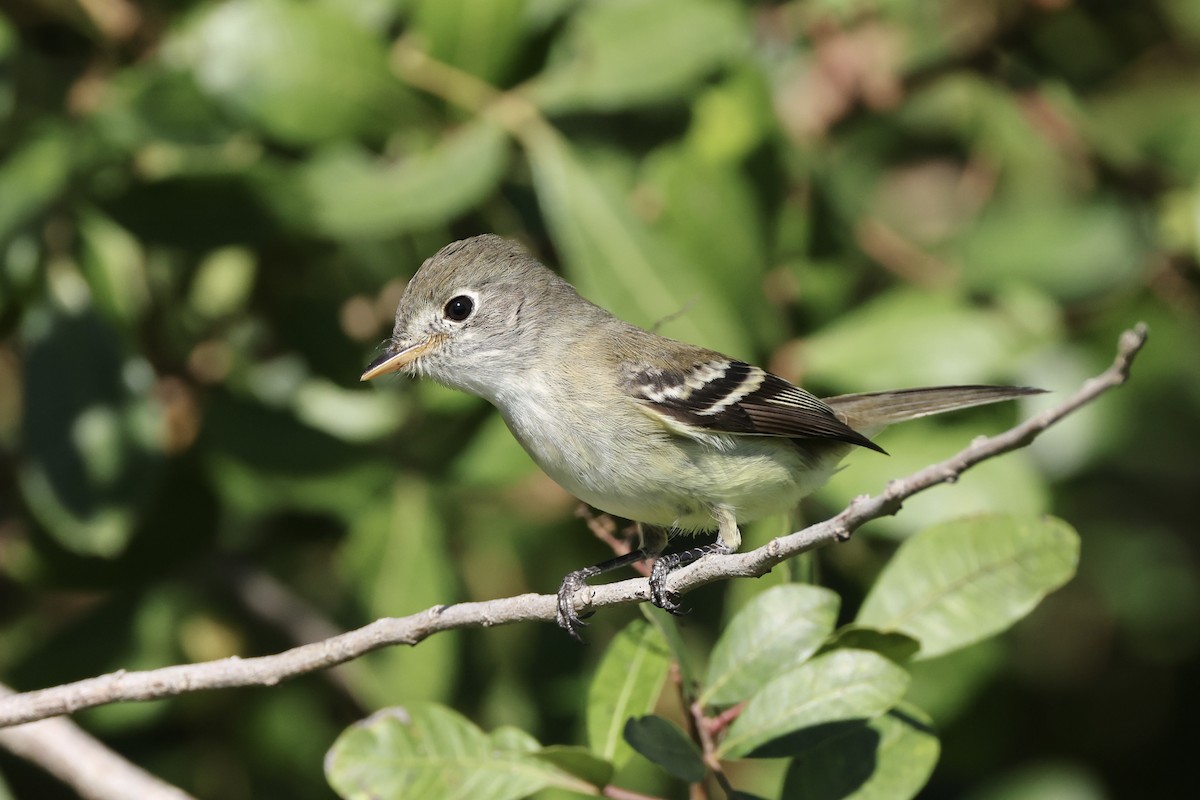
[360,338,439,381]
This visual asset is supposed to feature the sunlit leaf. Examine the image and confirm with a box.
[296,121,510,239]
[586,620,671,768]
[338,479,459,707]
[411,0,529,84]
[169,0,422,145]
[525,130,750,356]
[701,584,839,707]
[717,650,909,760]
[799,287,1053,390]
[531,746,614,790]
[77,212,149,328]
[531,0,748,112]
[814,420,1049,540]
[644,146,781,348]
[642,605,703,699]
[955,200,1146,300]
[856,514,1080,659]
[685,67,775,163]
[0,125,73,244]
[293,378,409,442]
[325,705,595,800]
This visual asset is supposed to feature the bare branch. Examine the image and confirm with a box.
[0,323,1148,729]
[0,683,195,800]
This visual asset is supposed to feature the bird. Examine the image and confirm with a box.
[361,234,1040,639]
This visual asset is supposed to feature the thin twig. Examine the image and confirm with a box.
[706,703,745,738]
[390,37,547,141]
[0,324,1148,729]
[219,560,366,704]
[669,665,710,800]
[0,683,195,800]
[691,699,738,798]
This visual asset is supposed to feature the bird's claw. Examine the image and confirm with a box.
[649,542,735,615]
[556,572,593,643]
[649,553,690,615]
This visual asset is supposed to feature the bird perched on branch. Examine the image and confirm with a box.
[362,235,1039,639]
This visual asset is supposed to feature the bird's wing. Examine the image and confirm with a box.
[621,358,885,453]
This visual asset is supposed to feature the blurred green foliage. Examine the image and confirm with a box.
[1,0,1198,797]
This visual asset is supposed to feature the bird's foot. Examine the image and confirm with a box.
[556,566,602,643]
[649,542,733,615]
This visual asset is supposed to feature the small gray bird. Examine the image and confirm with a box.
[362,235,1039,639]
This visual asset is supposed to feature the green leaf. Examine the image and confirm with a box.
[525,130,750,356]
[337,479,459,707]
[530,0,748,112]
[894,74,1076,201]
[716,650,910,760]
[623,715,705,783]
[0,125,74,244]
[962,761,1107,800]
[856,514,1081,659]
[201,393,392,519]
[531,746,614,790]
[91,64,236,150]
[819,626,921,664]
[684,67,776,163]
[814,420,1049,541]
[187,246,256,320]
[0,12,14,59]
[451,412,539,486]
[799,287,1052,390]
[1086,65,1200,183]
[644,146,780,348]
[169,0,422,146]
[586,620,671,768]
[780,705,940,800]
[412,0,529,84]
[296,120,509,239]
[955,199,1145,300]
[325,704,596,800]
[641,605,702,699]
[18,310,164,557]
[700,585,840,707]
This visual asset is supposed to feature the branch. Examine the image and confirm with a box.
[0,324,1148,729]
[0,683,195,800]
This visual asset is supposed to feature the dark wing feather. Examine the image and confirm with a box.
[622,358,885,453]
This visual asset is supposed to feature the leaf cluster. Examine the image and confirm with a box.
[326,514,1079,798]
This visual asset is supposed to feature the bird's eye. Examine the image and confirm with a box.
[443,295,474,322]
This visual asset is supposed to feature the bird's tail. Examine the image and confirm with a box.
[823,385,1043,438]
